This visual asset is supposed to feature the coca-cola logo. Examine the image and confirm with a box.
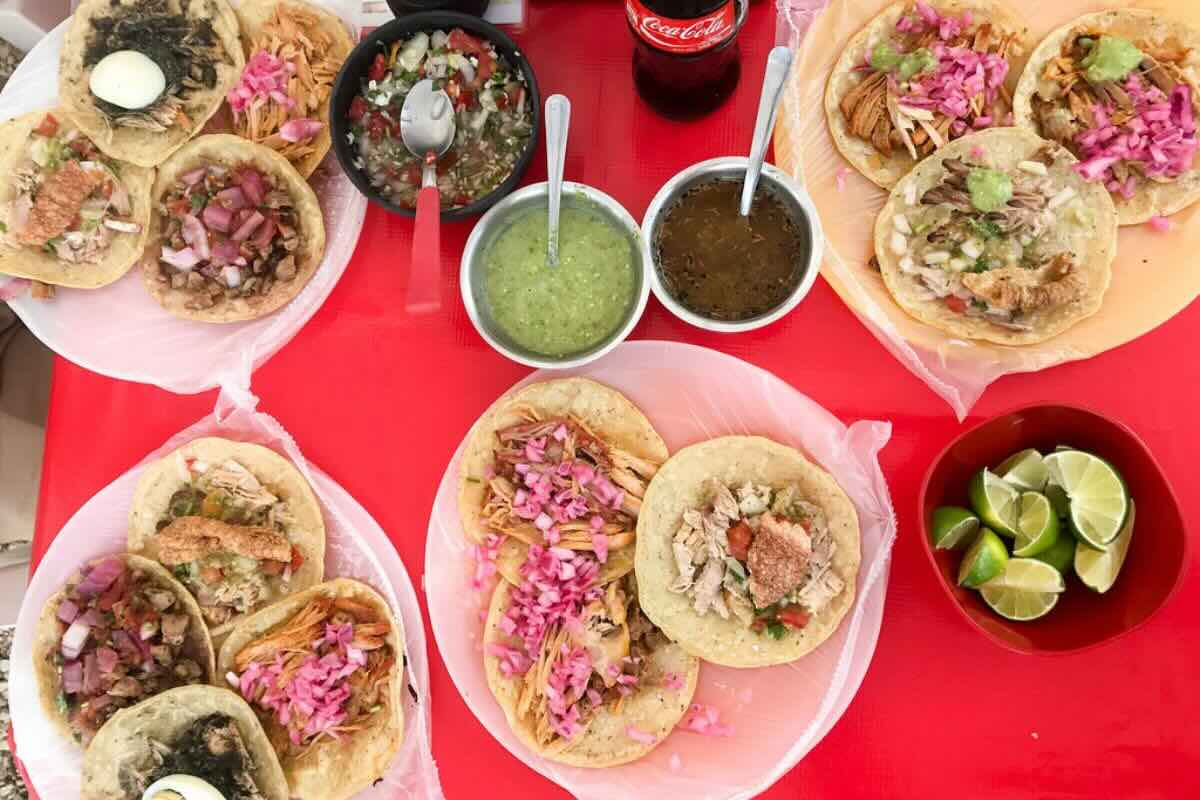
[626,0,736,55]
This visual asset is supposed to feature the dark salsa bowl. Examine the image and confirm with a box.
[330,12,540,220]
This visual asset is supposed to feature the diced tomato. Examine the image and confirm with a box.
[494,91,509,110]
[348,96,369,123]
[777,605,810,630]
[261,560,284,577]
[368,53,388,82]
[474,50,495,85]
[438,150,459,169]
[447,28,484,55]
[445,79,461,100]
[403,163,422,184]
[749,618,766,632]
[97,572,127,612]
[366,113,388,141]
[944,295,968,314]
[68,138,95,158]
[200,566,224,584]
[34,113,59,137]
[457,89,476,110]
[289,547,305,571]
[726,521,753,562]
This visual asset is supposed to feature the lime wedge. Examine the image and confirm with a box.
[1032,534,1075,576]
[1043,450,1129,549]
[1076,501,1135,593]
[996,448,1048,492]
[1013,492,1059,557]
[968,468,1020,538]
[980,558,1065,621]
[931,506,980,550]
[957,528,1009,588]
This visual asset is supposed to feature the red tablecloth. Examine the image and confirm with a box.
[28,2,1200,798]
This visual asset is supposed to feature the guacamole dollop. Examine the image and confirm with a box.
[870,41,902,71]
[966,168,1013,213]
[898,48,937,80]
[1081,35,1144,84]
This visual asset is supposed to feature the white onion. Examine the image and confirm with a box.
[61,619,90,659]
[222,266,242,288]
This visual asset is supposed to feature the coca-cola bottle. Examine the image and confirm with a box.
[626,0,742,119]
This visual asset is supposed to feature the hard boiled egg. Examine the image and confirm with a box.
[89,50,166,110]
[142,774,226,800]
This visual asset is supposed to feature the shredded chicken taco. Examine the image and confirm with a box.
[81,684,289,800]
[59,0,245,168]
[874,126,1118,344]
[825,0,1030,189]
[484,565,698,767]
[32,554,215,748]
[1014,9,1200,224]
[635,437,860,669]
[128,437,326,640]
[230,0,355,178]
[141,133,326,322]
[217,579,405,800]
[0,110,151,288]
[458,378,668,587]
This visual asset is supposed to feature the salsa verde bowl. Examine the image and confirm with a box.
[460,181,649,369]
[641,156,823,333]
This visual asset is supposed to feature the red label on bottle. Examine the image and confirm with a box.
[626,0,736,55]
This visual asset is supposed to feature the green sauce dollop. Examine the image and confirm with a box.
[1081,35,1144,84]
[898,48,937,80]
[966,168,1013,213]
[870,41,903,71]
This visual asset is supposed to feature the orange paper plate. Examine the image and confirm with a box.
[774,0,1200,417]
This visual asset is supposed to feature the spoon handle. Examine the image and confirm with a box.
[545,94,571,267]
[740,46,794,217]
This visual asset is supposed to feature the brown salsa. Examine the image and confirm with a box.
[653,179,807,321]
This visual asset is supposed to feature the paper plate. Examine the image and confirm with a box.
[0,1,366,394]
[8,395,443,799]
[425,340,896,800]
[774,0,1200,417]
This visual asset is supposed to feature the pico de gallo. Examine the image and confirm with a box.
[345,27,533,209]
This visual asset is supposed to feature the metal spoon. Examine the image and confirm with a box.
[544,95,571,267]
[400,78,457,313]
[740,46,794,217]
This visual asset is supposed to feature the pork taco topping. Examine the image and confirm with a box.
[228,594,395,753]
[891,146,1094,329]
[668,480,845,638]
[346,28,532,208]
[0,113,141,263]
[477,408,660,559]
[51,557,205,745]
[155,456,305,627]
[1032,30,1198,198]
[123,713,268,800]
[842,1,1018,160]
[153,161,301,311]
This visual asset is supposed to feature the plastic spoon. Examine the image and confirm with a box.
[400,78,456,313]
[740,46,794,217]
[544,95,571,267]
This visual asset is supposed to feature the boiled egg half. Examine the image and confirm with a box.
[142,774,225,800]
[89,49,166,110]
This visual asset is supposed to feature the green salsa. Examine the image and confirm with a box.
[484,205,635,357]
[1082,35,1143,84]
[870,41,902,71]
[898,47,937,80]
[966,168,1013,213]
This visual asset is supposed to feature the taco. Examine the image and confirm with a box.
[217,579,405,800]
[874,127,1118,344]
[484,565,698,767]
[0,110,151,288]
[141,133,326,322]
[128,437,326,639]
[32,554,215,747]
[635,437,860,669]
[59,0,245,168]
[825,0,1030,189]
[81,684,289,800]
[230,0,355,178]
[1013,9,1200,224]
[458,378,668,587]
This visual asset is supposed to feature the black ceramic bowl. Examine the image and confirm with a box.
[330,12,540,220]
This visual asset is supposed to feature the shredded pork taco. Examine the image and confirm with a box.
[217,579,405,800]
[458,378,668,587]
[59,0,245,168]
[230,0,355,177]
[825,0,1030,188]
[1013,9,1200,224]
[141,133,326,322]
[0,110,151,288]
[81,684,289,800]
[635,437,860,669]
[484,566,698,767]
[873,127,1118,345]
[32,554,215,748]
[128,437,326,639]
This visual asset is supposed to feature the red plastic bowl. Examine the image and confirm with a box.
[918,404,1188,655]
